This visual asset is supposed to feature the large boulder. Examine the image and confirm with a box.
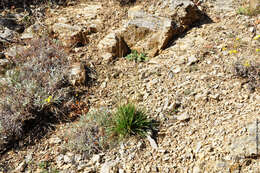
[99,0,204,58]
[149,0,204,27]
[120,6,180,57]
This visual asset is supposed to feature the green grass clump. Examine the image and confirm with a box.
[237,6,260,16]
[111,104,154,138]
[64,104,157,158]
[125,50,148,62]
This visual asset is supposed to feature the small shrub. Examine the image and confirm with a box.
[125,50,148,62]
[111,103,154,138]
[65,104,157,158]
[65,109,112,159]
[234,61,260,92]
[0,36,75,152]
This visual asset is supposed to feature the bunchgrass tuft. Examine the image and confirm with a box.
[111,103,153,138]
[64,104,157,158]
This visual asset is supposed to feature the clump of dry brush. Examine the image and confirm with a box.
[0,36,76,153]
[234,61,260,92]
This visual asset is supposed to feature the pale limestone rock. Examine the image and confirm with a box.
[98,31,130,58]
[68,62,86,86]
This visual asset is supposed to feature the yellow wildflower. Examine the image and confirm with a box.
[229,50,238,54]
[45,96,52,103]
[253,35,260,40]
[235,37,240,41]
[222,47,227,51]
[256,48,260,52]
[243,60,251,67]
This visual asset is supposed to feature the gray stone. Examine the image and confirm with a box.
[171,65,181,74]
[15,161,26,172]
[64,155,72,163]
[0,59,10,68]
[74,154,82,162]
[193,166,202,173]
[91,154,101,164]
[177,112,190,121]
[195,142,202,153]
[147,135,158,149]
[187,56,198,65]
[25,152,33,163]
[100,160,118,173]
[49,137,62,144]
[0,52,5,59]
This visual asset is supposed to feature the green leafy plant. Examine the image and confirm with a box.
[111,103,154,138]
[125,50,148,62]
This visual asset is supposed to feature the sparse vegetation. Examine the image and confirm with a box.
[65,109,112,159]
[64,104,156,158]
[237,5,260,16]
[125,50,148,62]
[111,103,155,138]
[38,161,59,173]
[0,36,76,152]
[234,60,260,92]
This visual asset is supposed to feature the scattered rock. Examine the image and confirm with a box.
[21,23,42,40]
[171,65,181,74]
[68,62,86,86]
[146,135,158,149]
[91,154,101,164]
[49,137,62,144]
[177,112,190,121]
[45,3,102,48]
[187,56,198,65]
[15,161,26,172]
[100,160,118,173]
[0,52,5,59]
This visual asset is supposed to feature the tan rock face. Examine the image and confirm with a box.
[122,10,178,57]
[98,0,203,58]
[97,31,130,59]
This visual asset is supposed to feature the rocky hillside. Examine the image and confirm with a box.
[0,0,260,172]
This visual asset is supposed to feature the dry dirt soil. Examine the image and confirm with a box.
[0,0,260,172]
